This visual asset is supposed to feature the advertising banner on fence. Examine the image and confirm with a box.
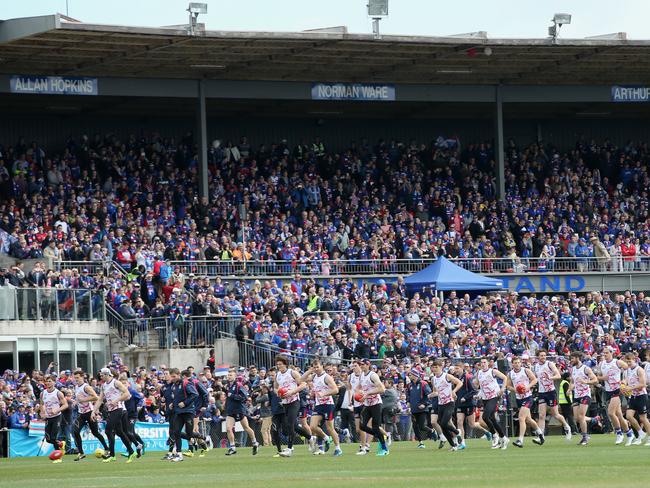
[10,421,182,458]
[10,75,99,96]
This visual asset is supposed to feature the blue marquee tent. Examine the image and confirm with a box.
[404,256,503,292]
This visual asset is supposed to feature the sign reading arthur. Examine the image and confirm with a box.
[10,75,98,96]
[611,85,650,103]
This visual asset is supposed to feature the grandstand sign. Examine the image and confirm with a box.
[611,85,650,103]
[10,75,98,96]
[311,83,395,101]
[500,275,586,293]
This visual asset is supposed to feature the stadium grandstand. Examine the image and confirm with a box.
[1,7,650,470]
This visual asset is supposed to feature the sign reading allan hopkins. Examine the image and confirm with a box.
[312,83,395,101]
[611,85,650,103]
[10,75,98,96]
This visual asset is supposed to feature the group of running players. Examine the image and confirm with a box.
[40,367,210,463]
[37,348,650,462]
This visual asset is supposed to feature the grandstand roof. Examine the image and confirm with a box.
[2,14,650,85]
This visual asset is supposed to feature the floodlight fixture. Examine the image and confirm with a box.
[367,0,388,40]
[549,12,571,43]
[187,2,208,36]
[553,13,572,26]
[188,2,208,14]
[367,0,389,17]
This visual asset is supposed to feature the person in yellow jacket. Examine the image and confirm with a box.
[559,372,577,434]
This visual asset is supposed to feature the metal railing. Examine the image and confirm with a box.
[54,260,113,275]
[0,287,106,321]
[107,314,244,349]
[218,331,350,371]
[167,256,650,277]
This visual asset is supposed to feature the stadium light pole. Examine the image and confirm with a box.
[494,85,506,201]
[188,4,209,200]
[196,79,209,202]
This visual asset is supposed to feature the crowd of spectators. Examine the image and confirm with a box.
[0,133,649,272]
[0,133,649,351]
[1,131,649,457]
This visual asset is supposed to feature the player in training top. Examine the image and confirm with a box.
[534,350,571,441]
[224,368,259,456]
[597,347,633,445]
[570,351,598,446]
[476,357,509,449]
[622,352,650,446]
[273,355,305,457]
[40,374,68,463]
[507,356,545,448]
[93,368,136,463]
[429,360,462,451]
[72,370,108,461]
[348,360,369,455]
[453,363,490,450]
[406,369,433,449]
[356,359,388,456]
[302,359,342,456]
[119,373,145,458]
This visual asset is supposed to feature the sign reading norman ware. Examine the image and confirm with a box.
[611,85,650,103]
[311,83,395,101]
[10,75,98,95]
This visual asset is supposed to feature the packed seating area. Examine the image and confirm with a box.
[1,132,650,458]
[1,133,650,354]
[0,134,649,271]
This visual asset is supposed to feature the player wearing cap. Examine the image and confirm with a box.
[476,357,509,449]
[534,350,571,441]
[356,359,389,456]
[93,368,136,463]
[407,369,432,449]
[430,360,462,451]
[40,374,68,463]
[72,370,108,461]
[507,356,544,448]
[622,352,650,446]
[569,351,598,446]
[302,360,342,456]
[596,347,632,445]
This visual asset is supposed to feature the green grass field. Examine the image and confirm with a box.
[2,435,648,488]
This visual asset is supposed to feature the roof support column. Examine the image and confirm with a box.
[196,79,209,201]
[494,84,506,202]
